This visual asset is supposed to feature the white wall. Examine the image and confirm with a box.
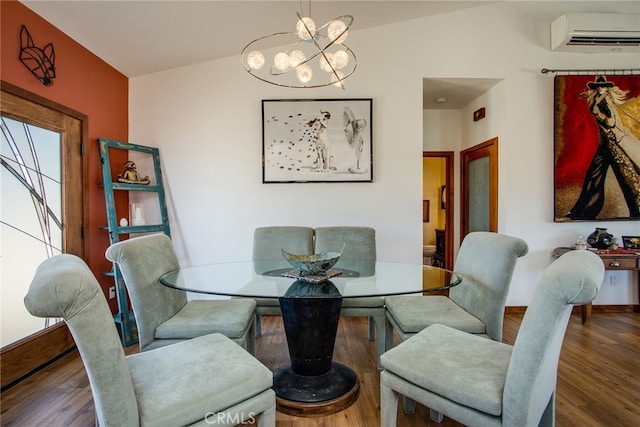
[130,2,640,306]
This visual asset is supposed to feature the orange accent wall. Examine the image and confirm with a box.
[1,0,128,312]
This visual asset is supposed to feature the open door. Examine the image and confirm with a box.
[423,151,454,270]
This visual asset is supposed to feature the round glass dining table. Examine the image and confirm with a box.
[160,260,462,416]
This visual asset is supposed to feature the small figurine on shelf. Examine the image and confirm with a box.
[117,161,150,185]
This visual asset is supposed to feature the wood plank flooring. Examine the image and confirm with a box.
[1,313,639,426]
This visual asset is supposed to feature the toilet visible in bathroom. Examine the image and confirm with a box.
[423,245,436,265]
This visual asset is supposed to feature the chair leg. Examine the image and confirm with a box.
[539,392,555,427]
[374,314,386,369]
[380,382,399,427]
[385,317,395,351]
[254,314,262,337]
[257,404,276,427]
[429,408,444,423]
[246,323,256,355]
[402,396,416,414]
[368,316,376,340]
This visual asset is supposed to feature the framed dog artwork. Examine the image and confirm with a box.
[262,99,372,183]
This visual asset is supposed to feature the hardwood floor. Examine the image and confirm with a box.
[1,313,639,426]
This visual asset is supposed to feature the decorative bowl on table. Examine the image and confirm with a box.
[281,247,343,276]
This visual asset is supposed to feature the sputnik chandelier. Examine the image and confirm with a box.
[241,2,357,89]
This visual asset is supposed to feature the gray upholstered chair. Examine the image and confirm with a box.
[251,226,314,336]
[385,232,529,351]
[105,234,256,353]
[380,249,604,426]
[314,226,385,364]
[24,254,276,427]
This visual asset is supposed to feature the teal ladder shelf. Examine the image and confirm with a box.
[98,137,171,346]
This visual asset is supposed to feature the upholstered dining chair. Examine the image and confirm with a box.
[385,232,529,351]
[24,254,276,427]
[251,226,315,336]
[314,226,385,364]
[380,249,604,426]
[105,233,257,353]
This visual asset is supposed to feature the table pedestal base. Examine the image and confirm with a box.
[274,362,360,417]
[275,285,360,416]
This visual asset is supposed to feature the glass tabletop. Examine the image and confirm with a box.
[159,260,462,298]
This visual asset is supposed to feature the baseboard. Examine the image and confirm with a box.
[505,304,639,315]
[1,322,75,391]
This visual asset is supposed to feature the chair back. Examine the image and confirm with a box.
[503,250,604,425]
[24,254,139,426]
[314,226,376,276]
[450,232,528,341]
[252,226,314,273]
[105,233,185,351]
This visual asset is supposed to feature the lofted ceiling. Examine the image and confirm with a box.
[21,0,498,77]
[19,1,639,110]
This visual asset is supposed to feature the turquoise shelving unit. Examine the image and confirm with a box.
[98,137,171,346]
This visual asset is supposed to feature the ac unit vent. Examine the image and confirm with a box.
[567,36,640,47]
[551,13,640,52]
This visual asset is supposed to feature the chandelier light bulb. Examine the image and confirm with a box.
[274,52,290,71]
[246,51,265,70]
[296,17,316,40]
[319,52,334,72]
[331,50,349,69]
[296,64,313,83]
[289,50,306,68]
[328,19,348,44]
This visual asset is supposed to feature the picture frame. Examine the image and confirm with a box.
[423,200,430,223]
[553,74,640,222]
[262,99,372,183]
[621,236,640,250]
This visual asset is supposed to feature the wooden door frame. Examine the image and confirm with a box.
[423,151,454,270]
[460,137,498,240]
[1,81,88,390]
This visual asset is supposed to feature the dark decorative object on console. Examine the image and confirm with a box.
[587,227,613,249]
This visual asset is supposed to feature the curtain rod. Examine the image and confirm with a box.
[541,68,640,75]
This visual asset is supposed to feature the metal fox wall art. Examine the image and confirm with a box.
[19,25,56,86]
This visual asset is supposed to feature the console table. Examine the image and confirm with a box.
[552,247,640,324]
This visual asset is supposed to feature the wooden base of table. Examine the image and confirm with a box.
[273,362,360,417]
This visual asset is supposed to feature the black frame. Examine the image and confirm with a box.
[622,236,640,250]
[262,98,373,183]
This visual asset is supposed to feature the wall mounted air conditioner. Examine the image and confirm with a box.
[551,13,640,52]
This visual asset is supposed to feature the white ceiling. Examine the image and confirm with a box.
[20,1,640,110]
[21,1,499,77]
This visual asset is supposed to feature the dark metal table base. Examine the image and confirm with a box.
[273,362,360,417]
[275,282,360,416]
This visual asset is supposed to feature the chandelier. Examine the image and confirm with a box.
[241,4,357,89]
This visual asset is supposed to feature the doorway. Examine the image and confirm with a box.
[423,151,454,270]
[1,82,86,389]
